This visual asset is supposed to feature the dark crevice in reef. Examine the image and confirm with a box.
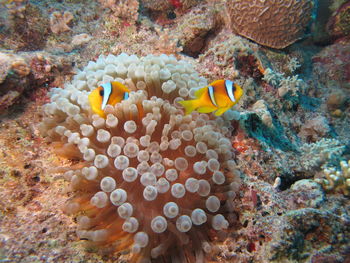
[182,29,216,58]
[183,20,224,58]
[278,172,301,191]
[235,54,265,82]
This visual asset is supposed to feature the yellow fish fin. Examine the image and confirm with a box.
[210,79,225,87]
[214,106,231,116]
[197,106,217,113]
[234,84,244,101]
[194,87,208,98]
[112,81,130,93]
[178,99,198,115]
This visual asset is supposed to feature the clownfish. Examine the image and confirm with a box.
[88,81,130,118]
[178,79,243,116]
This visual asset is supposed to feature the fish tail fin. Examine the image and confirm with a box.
[178,99,198,115]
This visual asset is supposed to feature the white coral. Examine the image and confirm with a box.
[287,57,301,73]
[278,75,305,96]
[262,68,284,87]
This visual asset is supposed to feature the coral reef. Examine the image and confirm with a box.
[327,1,350,39]
[0,50,74,112]
[71,33,93,48]
[261,66,307,98]
[39,53,241,262]
[141,0,172,12]
[198,33,254,79]
[0,1,50,51]
[175,7,218,57]
[0,51,31,111]
[312,40,350,89]
[141,0,200,12]
[153,27,183,56]
[0,0,350,262]
[299,138,345,171]
[298,116,331,142]
[226,0,315,49]
[220,178,350,262]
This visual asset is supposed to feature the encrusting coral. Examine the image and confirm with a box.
[154,27,183,56]
[49,11,73,34]
[226,0,314,49]
[71,33,92,48]
[98,0,139,24]
[39,53,241,262]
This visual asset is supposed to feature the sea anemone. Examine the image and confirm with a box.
[39,53,241,262]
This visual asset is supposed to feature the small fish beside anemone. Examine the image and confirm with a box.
[178,79,243,116]
[88,81,130,118]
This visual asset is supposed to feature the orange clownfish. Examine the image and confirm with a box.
[178,79,243,116]
[88,81,130,118]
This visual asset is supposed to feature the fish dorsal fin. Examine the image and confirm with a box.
[234,84,244,100]
[210,79,225,88]
[194,87,208,98]
[111,81,130,93]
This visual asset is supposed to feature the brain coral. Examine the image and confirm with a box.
[226,0,314,49]
[39,53,241,262]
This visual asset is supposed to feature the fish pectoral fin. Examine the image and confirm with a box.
[178,99,198,115]
[194,87,208,98]
[197,106,217,113]
[214,106,231,116]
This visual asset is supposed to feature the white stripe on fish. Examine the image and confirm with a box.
[101,82,112,110]
[225,80,236,102]
[208,85,218,106]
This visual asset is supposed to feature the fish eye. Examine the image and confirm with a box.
[99,89,104,97]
